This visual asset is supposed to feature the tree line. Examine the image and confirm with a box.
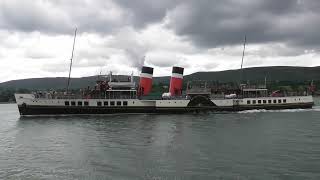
[0,80,318,102]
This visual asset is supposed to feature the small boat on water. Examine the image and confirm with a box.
[15,66,314,116]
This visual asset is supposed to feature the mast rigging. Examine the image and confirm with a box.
[240,35,246,84]
[66,28,77,95]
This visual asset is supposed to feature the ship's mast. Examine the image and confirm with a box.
[240,35,246,86]
[109,71,112,82]
[66,28,77,96]
[98,68,102,81]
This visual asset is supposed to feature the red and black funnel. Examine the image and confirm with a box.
[139,66,154,96]
[169,66,184,96]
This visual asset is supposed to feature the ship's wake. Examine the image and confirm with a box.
[237,106,320,114]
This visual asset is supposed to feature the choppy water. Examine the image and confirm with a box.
[1,103,320,180]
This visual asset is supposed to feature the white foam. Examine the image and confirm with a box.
[238,106,320,114]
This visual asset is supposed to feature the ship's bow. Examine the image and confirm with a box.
[15,94,35,115]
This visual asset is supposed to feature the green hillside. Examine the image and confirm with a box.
[184,66,320,82]
[1,66,319,102]
[1,66,319,90]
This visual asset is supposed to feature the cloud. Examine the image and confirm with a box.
[146,51,181,67]
[0,0,128,34]
[166,0,320,51]
[0,0,72,34]
[1,0,320,82]
[2,0,320,52]
[115,0,181,27]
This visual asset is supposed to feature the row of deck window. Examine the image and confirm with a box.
[97,101,128,106]
[65,101,89,106]
[64,101,128,106]
[247,99,287,105]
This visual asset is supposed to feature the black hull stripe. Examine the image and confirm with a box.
[18,103,314,115]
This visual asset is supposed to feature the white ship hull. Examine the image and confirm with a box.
[15,94,314,116]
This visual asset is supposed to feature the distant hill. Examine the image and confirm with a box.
[183,66,320,82]
[1,66,320,90]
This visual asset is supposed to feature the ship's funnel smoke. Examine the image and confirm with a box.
[138,66,153,96]
[169,66,184,96]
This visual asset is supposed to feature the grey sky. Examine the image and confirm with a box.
[0,0,319,82]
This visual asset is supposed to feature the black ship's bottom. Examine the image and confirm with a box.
[18,103,314,116]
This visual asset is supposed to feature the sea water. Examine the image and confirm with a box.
[0,102,320,179]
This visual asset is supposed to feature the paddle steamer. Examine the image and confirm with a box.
[14,31,314,115]
[15,66,314,115]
